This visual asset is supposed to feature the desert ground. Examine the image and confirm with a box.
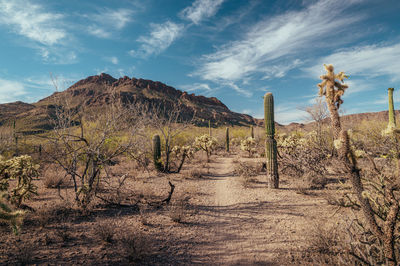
[0,148,352,265]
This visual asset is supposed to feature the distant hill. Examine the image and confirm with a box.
[0,73,257,134]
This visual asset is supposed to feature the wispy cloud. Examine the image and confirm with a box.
[194,0,364,83]
[306,43,400,82]
[0,0,66,45]
[276,104,308,125]
[180,83,212,92]
[86,8,134,39]
[180,0,225,25]
[0,78,28,103]
[104,56,119,65]
[132,21,184,57]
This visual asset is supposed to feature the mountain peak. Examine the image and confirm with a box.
[72,73,117,88]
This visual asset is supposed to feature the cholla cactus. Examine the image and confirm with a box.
[318,64,348,139]
[171,145,195,173]
[194,134,217,161]
[0,192,25,235]
[0,155,39,207]
[230,138,241,146]
[240,137,256,157]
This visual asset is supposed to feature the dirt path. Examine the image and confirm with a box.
[184,155,341,265]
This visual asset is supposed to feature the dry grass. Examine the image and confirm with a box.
[42,166,69,189]
[168,200,186,223]
[118,230,152,263]
[96,219,117,244]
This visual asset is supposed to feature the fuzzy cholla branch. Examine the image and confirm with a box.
[194,134,217,162]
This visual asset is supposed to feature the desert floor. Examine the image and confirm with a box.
[0,152,350,265]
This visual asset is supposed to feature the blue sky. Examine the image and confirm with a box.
[0,0,399,124]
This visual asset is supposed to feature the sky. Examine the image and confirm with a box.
[0,0,400,124]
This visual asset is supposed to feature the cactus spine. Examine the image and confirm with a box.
[225,127,229,152]
[250,125,254,138]
[388,88,396,128]
[152,135,162,171]
[264,92,279,188]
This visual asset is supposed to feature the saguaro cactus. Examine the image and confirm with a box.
[152,135,162,171]
[225,127,229,152]
[250,125,254,138]
[388,88,396,129]
[264,92,279,188]
[208,120,212,136]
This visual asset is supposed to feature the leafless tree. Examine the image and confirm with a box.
[44,80,148,209]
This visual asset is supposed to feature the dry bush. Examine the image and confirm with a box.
[42,166,68,189]
[168,199,187,223]
[118,231,152,263]
[34,202,75,227]
[291,224,352,265]
[303,172,328,190]
[187,169,204,179]
[96,219,117,244]
[234,161,259,188]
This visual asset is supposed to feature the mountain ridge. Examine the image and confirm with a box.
[0,73,257,134]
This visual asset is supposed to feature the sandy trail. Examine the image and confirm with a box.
[186,156,339,265]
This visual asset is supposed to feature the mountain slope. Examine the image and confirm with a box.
[0,73,257,134]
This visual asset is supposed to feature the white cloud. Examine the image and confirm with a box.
[275,104,308,125]
[180,0,225,25]
[0,0,66,45]
[86,8,133,39]
[105,56,119,65]
[134,21,184,57]
[194,0,364,83]
[181,83,212,92]
[306,43,400,82]
[0,79,28,103]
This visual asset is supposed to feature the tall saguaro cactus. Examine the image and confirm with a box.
[225,127,229,152]
[264,92,279,188]
[208,120,212,136]
[250,125,254,139]
[152,134,162,171]
[388,88,396,129]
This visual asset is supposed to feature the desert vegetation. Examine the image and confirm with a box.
[1,64,400,265]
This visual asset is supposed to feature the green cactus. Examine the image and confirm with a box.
[152,135,163,171]
[264,92,279,188]
[208,120,212,136]
[226,127,230,152]
[250,125,254,138]
[388,88,396,128]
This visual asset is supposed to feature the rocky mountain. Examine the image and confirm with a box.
[0,73,257,134]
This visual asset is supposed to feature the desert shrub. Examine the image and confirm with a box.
[119,231,151,263]
[276,131,331,183]
[97,219,117,243]
[42,166,68,189]
[187,169,204,179]
[168,200,186,223]
[234,161,259,187]
[193,134,217,161]
[240,137,256,157]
